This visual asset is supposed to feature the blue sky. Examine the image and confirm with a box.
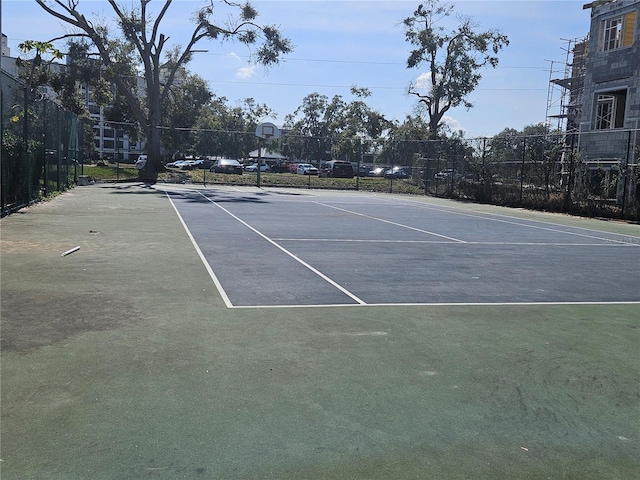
[1,1,591,138]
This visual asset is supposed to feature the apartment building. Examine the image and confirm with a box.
[80,78,145,163]
[1,34,144,163]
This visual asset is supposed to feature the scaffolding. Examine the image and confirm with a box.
[546,37,588,133]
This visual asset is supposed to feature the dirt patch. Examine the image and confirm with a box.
[1,289,139,353]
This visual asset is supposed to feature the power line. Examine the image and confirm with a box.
[207,79,547,92]
[203,50,546,69]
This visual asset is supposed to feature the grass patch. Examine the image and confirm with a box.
[81,164,139,181]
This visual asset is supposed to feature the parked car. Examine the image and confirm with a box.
[434,169,460,180]
[384,166,410,179]
[296,163,319,175]
[134,155,147,170]
[369,167,386,177]
[319,160,354,178]
[167,159,196,169]
[271,163,292,173]
[192,159,213,170]
[356,165,370,177]
[210,158,243,175]
[244,163,270,172]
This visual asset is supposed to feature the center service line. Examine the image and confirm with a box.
[197,191,367,306]
[316,202,467,243]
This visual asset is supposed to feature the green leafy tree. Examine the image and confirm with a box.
[16,40,98,162]
[403,0,508,140]
[380,114,431,167]
[161,71,213,158]
[34,0,293,177]
[283,93,343,162]
[332,87,390,164]
[522,123,562,197]
[16,40,64,89]
[193,96,273,159]
[284,88,388,163]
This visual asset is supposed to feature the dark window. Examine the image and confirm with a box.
[595,90,626,129]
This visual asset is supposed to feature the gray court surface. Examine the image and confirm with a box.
[165,186,640,308]
[2,184,639,480]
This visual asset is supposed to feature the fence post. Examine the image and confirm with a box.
[1,84,4,214]
[564,132,576,209]
[256,139,263,188]
[56,106,62,191]
[424,152,429,196]
[356,138,361,191]
[23,86,31,202]
[481,137,487,202]
[43,101,48,196]
[519,137,527,204]
[450,142,457,197]
[621,129,631,216]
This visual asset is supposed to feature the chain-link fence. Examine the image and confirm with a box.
[3,77,637,221]
[1,71,85,217]
[138,128,638,219]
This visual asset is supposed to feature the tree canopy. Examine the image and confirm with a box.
[283,88,390,163]
[403,0,509,140]
[33,0,293,176]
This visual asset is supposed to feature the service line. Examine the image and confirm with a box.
[315,202,467,243]
[197,191,367,306]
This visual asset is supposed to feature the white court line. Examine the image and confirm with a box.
[165,188,637,309]
[197,191,367,305]
[271,238,637,247]
[316,202,467,243]
[387,197,639,246]
[165,191,234,309]
[230,300,640,309]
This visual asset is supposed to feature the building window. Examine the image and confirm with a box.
[595,90,626,129]
[601,11,636,51]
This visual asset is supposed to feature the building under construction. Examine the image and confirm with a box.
[549,0,639,209]
[547,38,588,133]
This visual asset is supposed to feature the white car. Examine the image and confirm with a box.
[166,160,196,169]
[134,155,147,170]
[296,163,318,175]
[244,163,269,172]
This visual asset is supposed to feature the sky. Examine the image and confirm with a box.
[1,1,592,138]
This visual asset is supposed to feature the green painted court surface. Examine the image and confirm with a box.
[2,184,638,479]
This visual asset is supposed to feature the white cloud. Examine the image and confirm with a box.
[228,52,241,62]
[415,72,444,90]
[236,65,257,80]
[442,116,464,135]
[415,73,431,89]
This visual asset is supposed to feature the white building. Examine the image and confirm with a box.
[1,33,145,163]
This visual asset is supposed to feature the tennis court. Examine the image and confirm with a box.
[165,185,639,307]
[2,183,638,480]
